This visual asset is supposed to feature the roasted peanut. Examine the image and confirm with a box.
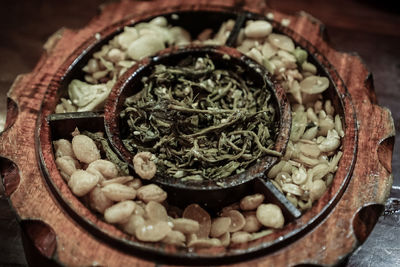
[137,184,167,203]
[256,204,284,229]
[162,230,186,246]
[145,201,168,222]
[126,178,142,190]
[101,183,136,201]
[242,212,262,233]
[53,139,74,158]
[122,214,145,235]
[172,218,200,234]
[133,152,156,180]
[219,232,230,247]
[104,200,136,224]
[135,221,171,242]
[86,159,119,180]
[55,156,80,181]
[72,135,100,164]
[240,194,265,211]
[210,217,231,238]
[231,231,252,244]
[101,176,134,187]
[89,186,113,214]
[68,170,99,197]
[224,210,246,233]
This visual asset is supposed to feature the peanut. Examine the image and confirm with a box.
[72,135,100,164]
[137,184,167,203]
[68,170,99,197]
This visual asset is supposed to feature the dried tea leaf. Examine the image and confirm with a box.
[120,56,279,182]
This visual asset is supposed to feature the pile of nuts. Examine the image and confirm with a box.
[231,19,344,210]
[56,16,191,113]
[54,130,284,247]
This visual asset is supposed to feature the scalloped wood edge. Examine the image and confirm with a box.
[0,0,394,266]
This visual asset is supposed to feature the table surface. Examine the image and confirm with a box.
[0,0,399,266]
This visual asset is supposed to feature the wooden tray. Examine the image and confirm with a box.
[0,0,395,266]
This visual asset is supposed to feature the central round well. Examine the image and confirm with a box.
[104,46,290,209]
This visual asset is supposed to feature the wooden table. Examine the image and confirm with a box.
[0,0,399,266]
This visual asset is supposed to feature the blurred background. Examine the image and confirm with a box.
[0,0,399,266]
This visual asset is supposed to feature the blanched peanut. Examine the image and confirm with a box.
[311,163,330,181]
[68,170,99,197]
[149,16,167,26]
[335,114,344,137]
[162,230,186,246]
[240,194,265,211]
[122,214,145,235]
[261,42,277,60]
[172,218,200,234]
[133,152,156,180]
[210,217,231,238]
[56,156,80,181]
[53,139,74,158]
[231,231,252,244]
[267,160,286,179]
[306,107,318,122]
[89,186,113,214]
[127,35,165,61]
[268,33,295,52]
[244,20,272,38]
[318,117,335,136]
[291,166,307,185]
[242,212,262,233]
[72,135,100,164]
[224,210,246,232]
[329,151,343,172]
[256,204,284,229]
[101,183,136,201]
[107,48,125,63]
[145,201,168,222]
[246,48,263,64]
[133,202,146,216]
[324,100,334,116]
[117,28,139,50]
[126,178,142,190]
[318,130,340,152]
[183,204,211,238]
[101,176,133,187]
[299,76,329,94]
[104,200,136,224]
[310,180,327,201]
[135,221,171,242]
[282,183,303,196]
[302,126,318,140]
[137,184,167,203]
[298,143,320,158]
[87,160,119,180]
[85,58,99,73]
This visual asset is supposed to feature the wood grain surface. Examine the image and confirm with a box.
[0,0,399,266]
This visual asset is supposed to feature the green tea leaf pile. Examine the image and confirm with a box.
[121,56,279,182]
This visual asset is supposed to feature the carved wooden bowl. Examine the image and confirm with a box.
[104,45,292,211]
[0,0,394,266]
